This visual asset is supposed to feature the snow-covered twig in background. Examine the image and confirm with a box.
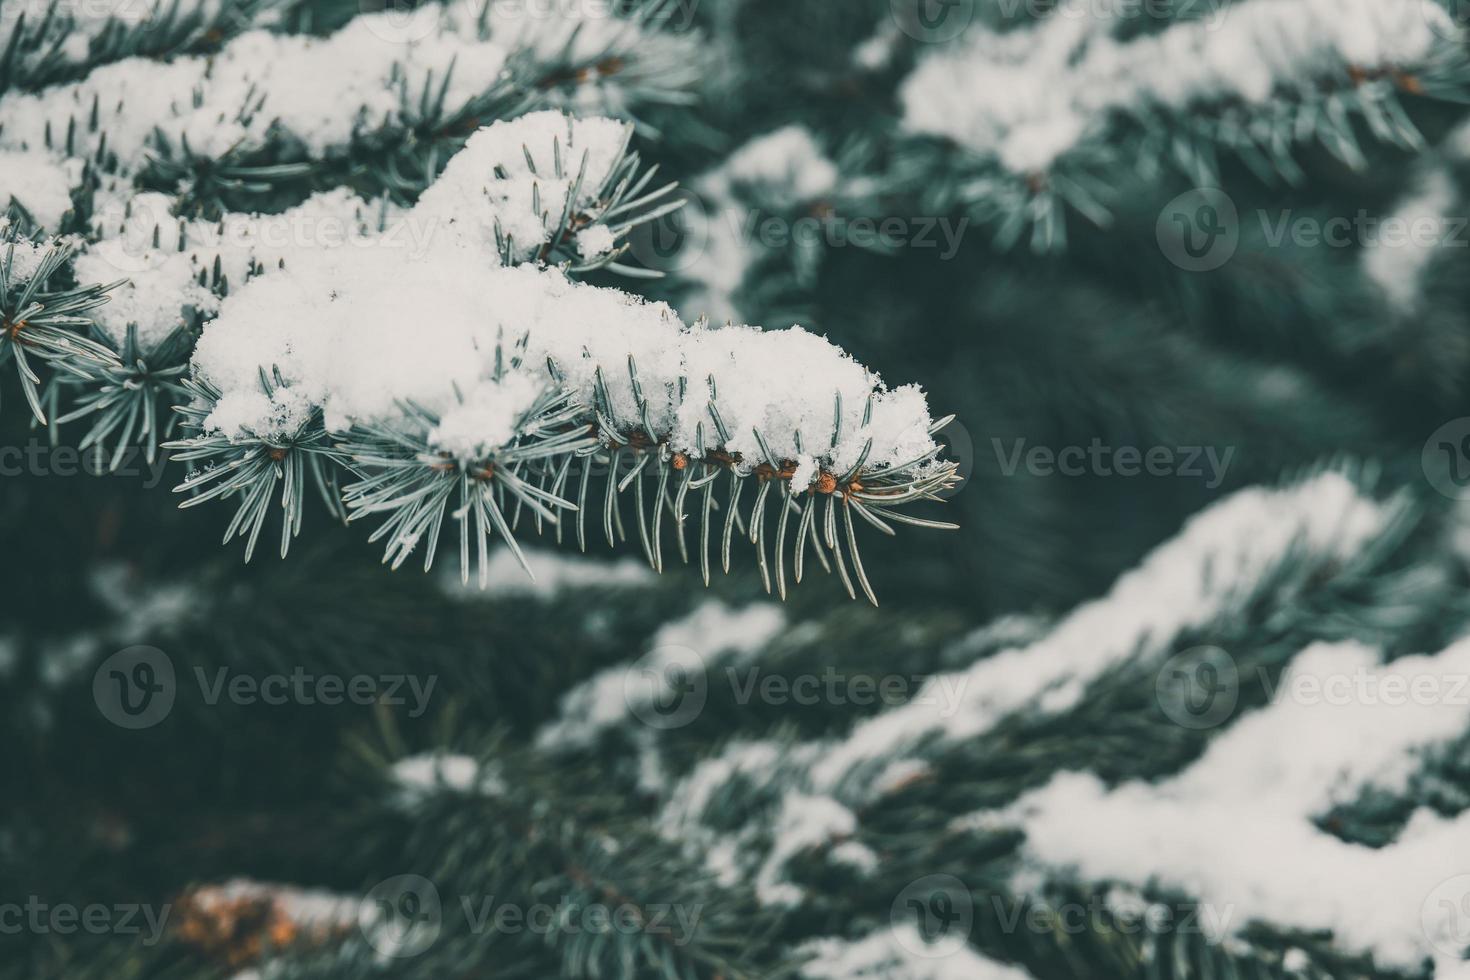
[0,0,277,95]
[680,125,841,325]
[895,0,1469,248]
[799,924,1036,980]
[0,0,698,218]
[994,638,1470,976]
[652,471,1405,910]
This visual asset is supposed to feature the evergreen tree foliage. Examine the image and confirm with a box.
[5,1,1470,978]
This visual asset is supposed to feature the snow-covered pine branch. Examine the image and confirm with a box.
[643,470,1410,909]
[0,0,275,95]
[0,0,703,436]
[0,113,954,598]
[0,0,698,219]
[895,0,1470,248]
[0,3,956,600]
[162,110,956,598]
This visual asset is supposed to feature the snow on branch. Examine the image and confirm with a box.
[71,111,673,353]
[0,0,697,217]
[799,925,1036,979]
[650,471,1401,906]
[680,125,842,325]
[0,6,952,599]
[903,0,1456,173]
[0,0,272,95]
[806,469,1397,785]
[144,109,957,597]
[0,226,122,423]
[997,637,1470,975]
[897,0,1467,241]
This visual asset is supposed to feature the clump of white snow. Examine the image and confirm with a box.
[576,224,618,260]
[1,233,58,285]
[441,547,655,599]
[413,111,631,262]
[391,752,506,804]
[536,601,785,749]
[1362,167,1458,316]
[722,126,839,210]
[0,20,506,173]
[427,372,548,459]
[800,925,1035,979]
[681,126,841,324]
[0,149,80,229]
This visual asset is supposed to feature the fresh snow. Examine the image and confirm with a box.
[682,126,839,324]
[536,601,785,749]
[391,752,506,802]
[800,925,1035,979]
[808,471,1390,790]
[647,474,1398,913]
[413,111,631,263]
[0,0,691,178]
[439,546,654,598]
[185,142,938,473]
[76,188,401,350]
[2,233,57,286]
[1362,167,1458,315]
[0,149,80,229]
[0,23,505,172]
[722,126,839,209]
[999,638,1470,974]
[0,0,256,83]
[899,0,1453,173]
